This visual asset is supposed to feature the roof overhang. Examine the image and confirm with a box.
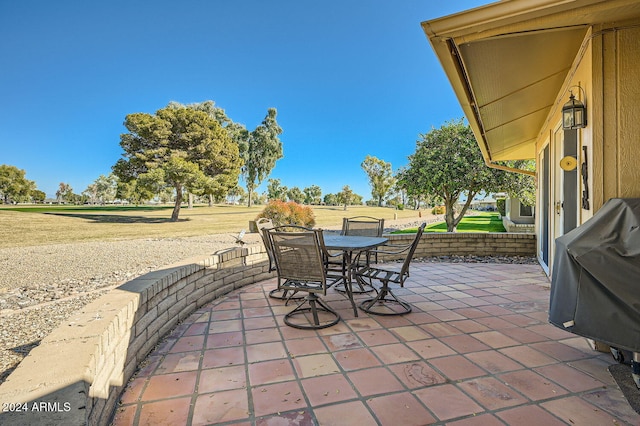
[422,0,640,166]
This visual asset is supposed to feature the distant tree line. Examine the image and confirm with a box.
[4,110,535,231]
[0,165,43,204]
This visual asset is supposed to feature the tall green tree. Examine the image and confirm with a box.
[266,178,287,201]
[303,185,322,205]
[403,119,505,231]
[337,185,354,211]
[83,183,98,204]
[116,168,165,205]
[56,182,73,204]
[0,165,36,204]
[323,193,338,206]
[83,173,118,204]
[226,185,246,205]
[499,160,536,206]
[31,190,46,203]
[176,101,244,208]
[395,167,442,210]
[97,174,118,203]
[287,186,305,204]
[113,102,242,221]
[361,155,395,207]
[242,108,283,207]
[116,180,151,205]
[187,100,250,173]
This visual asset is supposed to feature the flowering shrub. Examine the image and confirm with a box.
[431,205,446,215]
[257,200,316,227]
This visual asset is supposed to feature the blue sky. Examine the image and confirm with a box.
[0,0,489,200]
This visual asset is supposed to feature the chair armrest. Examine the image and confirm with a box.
[352,242,410,265]
[323,250,343,261]
[319,244,343,261]
[369,242,411,256]
[316,229,344,260]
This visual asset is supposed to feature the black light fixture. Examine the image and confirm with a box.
[562,87,587,130]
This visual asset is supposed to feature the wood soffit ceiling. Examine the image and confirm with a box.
[422,0,640,163]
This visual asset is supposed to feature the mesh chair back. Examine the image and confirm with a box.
[268,226,327,287]
[342,216,384,237]
[257,220,276,271]
[399,223,426,278]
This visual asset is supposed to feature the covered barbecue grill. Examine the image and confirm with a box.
[550,198,640,350]
[549,198,640,388]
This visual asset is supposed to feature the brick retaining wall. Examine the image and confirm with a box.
[502,216,536,234]
[381,232,536,260]
[0,232,535,425]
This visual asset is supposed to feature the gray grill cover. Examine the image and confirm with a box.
[549,198,640,352]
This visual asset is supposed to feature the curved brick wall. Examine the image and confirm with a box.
[0,245,273,425]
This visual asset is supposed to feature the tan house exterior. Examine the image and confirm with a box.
[422,0,640,275]
[503,197,535,233]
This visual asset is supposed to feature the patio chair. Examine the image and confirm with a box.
[267,225,341,329]
[342,216,385,237]
[354,223,426,315]
[257,220,303,301]
[335,216,386,292]
[343,216,384,264]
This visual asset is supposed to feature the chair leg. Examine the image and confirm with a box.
[269,287,304,301]
[633,353,640,389]
[331,250,374,295]
[359,282,412,316]
[284,293,340,329]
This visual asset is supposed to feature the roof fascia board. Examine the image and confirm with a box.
[427,38,492,162]
[422,0,603,40]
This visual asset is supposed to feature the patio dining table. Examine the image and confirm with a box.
[321,231,388,317]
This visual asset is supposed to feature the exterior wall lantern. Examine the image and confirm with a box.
[562,87,587,130]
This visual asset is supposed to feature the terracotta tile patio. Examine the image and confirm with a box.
[112,262,640,425]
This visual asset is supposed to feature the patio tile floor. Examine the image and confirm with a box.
[112,262,640,425]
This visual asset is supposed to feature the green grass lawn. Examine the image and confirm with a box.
[0,204,429,249]
[393,212,506,233]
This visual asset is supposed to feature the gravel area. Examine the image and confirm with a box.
[0,232,262,383]
[414,255,539,264]
[0,218,537,384]
[0,233,262,311]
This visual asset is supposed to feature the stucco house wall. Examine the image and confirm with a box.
[592,24,640,206]
[534,22,640,272]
